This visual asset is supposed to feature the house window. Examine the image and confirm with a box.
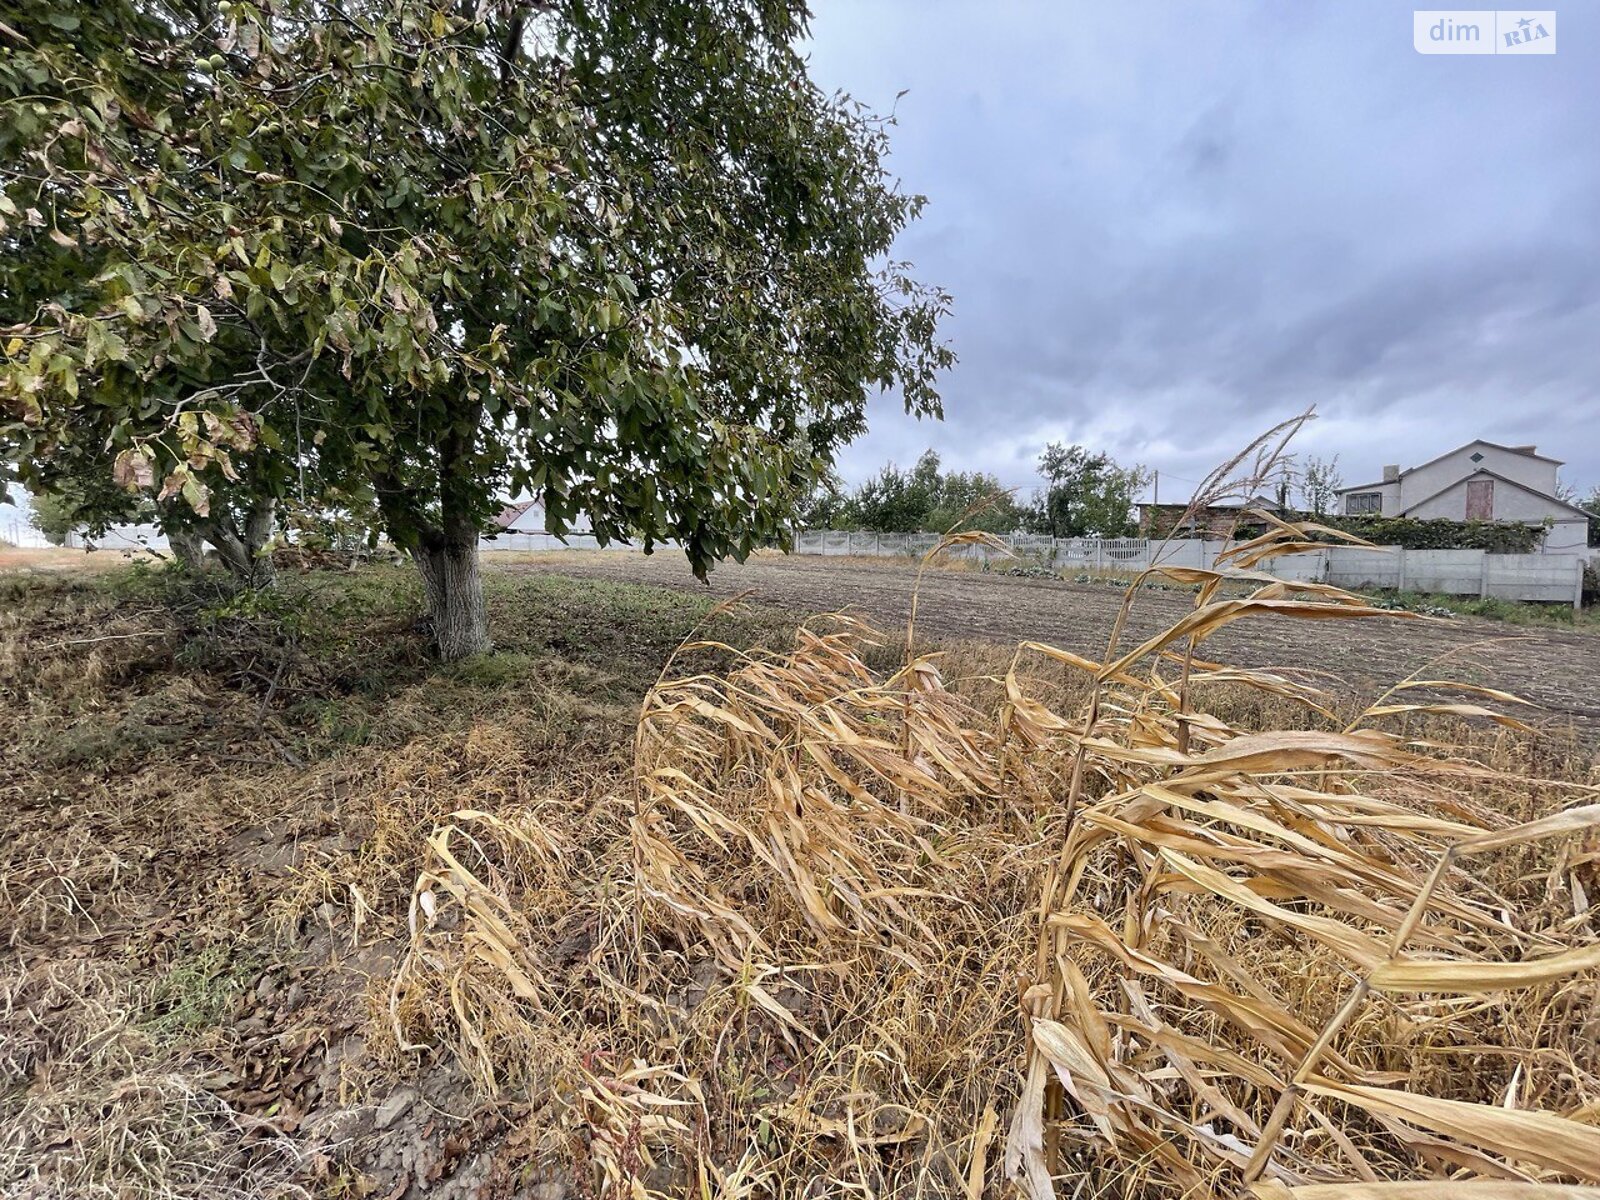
[1347,492,1382,514]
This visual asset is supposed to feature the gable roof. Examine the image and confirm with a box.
[1138,493,1280,512]
[1336,438,1565,494]
[1399,467,1598,520]
[493,499,538,529]
[1403,438,1563,474]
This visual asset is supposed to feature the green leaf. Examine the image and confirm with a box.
[180,475,210,516]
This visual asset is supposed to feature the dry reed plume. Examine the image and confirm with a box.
[390,425,1600,1198]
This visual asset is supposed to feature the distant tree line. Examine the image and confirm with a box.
[799,444,1146,537]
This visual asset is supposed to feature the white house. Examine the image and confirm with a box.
[1337,440,1593,554]
[490,498,593,536]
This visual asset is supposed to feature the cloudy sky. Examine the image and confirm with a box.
[805,1,1600,502]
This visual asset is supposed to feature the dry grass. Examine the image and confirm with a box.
[0,653,315,1196]
[1,565,810,1198]
[378,516,1599,1197]
[0,545,164,576]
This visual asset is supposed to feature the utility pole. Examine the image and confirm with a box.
[1153,469,1159,506]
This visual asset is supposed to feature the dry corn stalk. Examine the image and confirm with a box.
[1008,516,1600,1198]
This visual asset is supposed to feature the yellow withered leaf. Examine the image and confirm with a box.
[1363,702,1534,732]
[1252,1182,1600,1198]
[1159,849,1389,968]
[1302,1079,1600,1180]
[1368,942,1600,994]
[1455,805,1600,855]
[1391,679,1533,706]
[1179,727,1414,775]
[1101,597,1418,679]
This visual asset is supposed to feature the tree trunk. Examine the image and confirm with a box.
[372,402,490,661]
[203,497,277,588]
[167,527,207,571]
[414,528,489,661]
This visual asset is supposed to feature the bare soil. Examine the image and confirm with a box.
[500,551,1600,740]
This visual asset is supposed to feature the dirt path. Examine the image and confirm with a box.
[495,551,1600,739]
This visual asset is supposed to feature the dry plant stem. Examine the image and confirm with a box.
[1344,635,1530,736]
[1003,415,1600,1196]
[1172,564,1230,754]
[1175,625,1201,757]
[630,588,758,988]
[1160,416,1310,757]
[1035,507,1248,1156]
[903,545,935,804]
[1239,847,1457,1184]
[1033,546,1160,1173]
[903,526,1012,812]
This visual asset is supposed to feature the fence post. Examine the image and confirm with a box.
[871,532,881,556]
[1396,546,1407,593]
[1575,558,1584,614]
[1479,553,1489,599]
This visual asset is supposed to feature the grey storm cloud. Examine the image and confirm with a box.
[804,0,1600,499]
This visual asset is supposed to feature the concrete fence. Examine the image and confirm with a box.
[1,521,172,552]
[481,532,682,554]
[10,518,1584,609]
[790,530,1587,609]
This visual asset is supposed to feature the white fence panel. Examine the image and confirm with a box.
[1009,533,1057,558]
[1055,538,1098,568]
[1484,553,1582,605]
[1403,549,1483,596]
[90,523,171,551]
[481,533,681,553]
[789,532,1585,608]
[1101,538,1148,566]
[1327,546,1400,590]
[1149,540,1208,569]
[1261,549,1328,582]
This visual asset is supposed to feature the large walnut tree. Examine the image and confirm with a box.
[1,0,951,656]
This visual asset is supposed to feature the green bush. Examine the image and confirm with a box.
[1235,513,1546,553]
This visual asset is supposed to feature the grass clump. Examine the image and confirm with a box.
[138,946,260,1042]
[1364,587,1600,627]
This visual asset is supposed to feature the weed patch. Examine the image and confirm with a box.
[139,946,260,1042]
